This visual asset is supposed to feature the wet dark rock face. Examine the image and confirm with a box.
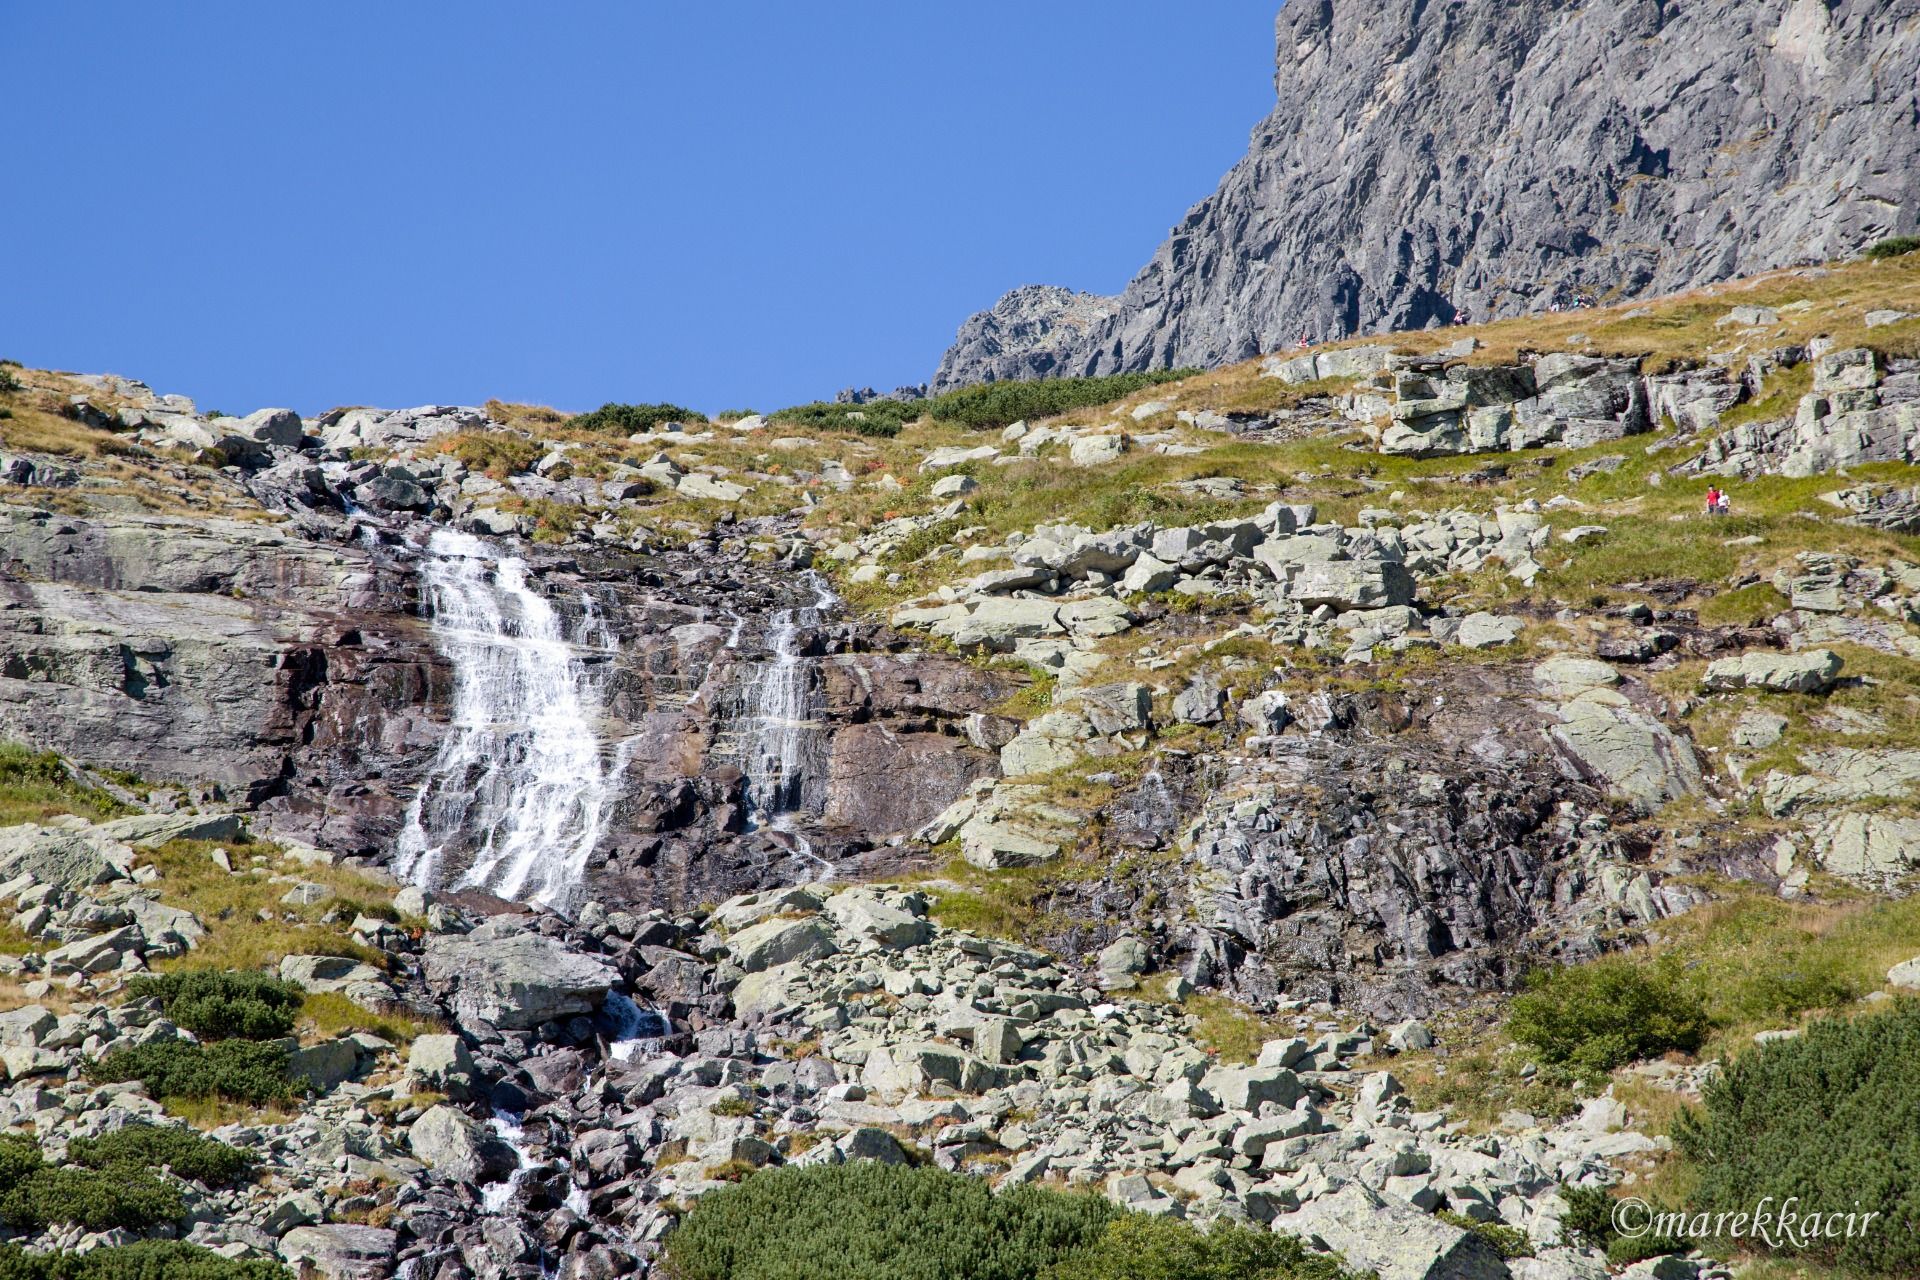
[0,504,444,845]
[0,503,1005,912]
[1024,678,1685,1021]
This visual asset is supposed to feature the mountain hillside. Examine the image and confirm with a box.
[934,0,1920,388]
[2,248,1920,1279]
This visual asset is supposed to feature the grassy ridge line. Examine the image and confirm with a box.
[767,371,1198,438]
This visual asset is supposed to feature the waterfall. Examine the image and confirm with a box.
[730,573,837,879]
[393,529,627,910]
[481,1108,537,1215]
[602,990,668,1063]
[740,606,808,821]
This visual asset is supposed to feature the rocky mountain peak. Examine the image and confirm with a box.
[929,284,1120,393]
[933,0,1920,387]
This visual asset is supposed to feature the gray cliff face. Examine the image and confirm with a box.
[0,506,441,844]
[936,0,1920,384]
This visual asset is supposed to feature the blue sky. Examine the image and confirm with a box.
[1,3,1279,417]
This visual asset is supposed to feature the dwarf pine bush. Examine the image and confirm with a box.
[86,1039,296,1106]
[0,1125,252,1234]
[1674,1001,1920,1274]
[67,1124,254,1186]
[1046,1214,1367,1280]
[924,371,1196,430]
[1507,955,1709,1072]
[664,1163,1118,1280]
[767,400,918,437]
[0,1241,289,1279]
[567,402,707,433]
[768,371,1200,439]
[664,1163,1356,1280]
[124,970,303,1041]
[1864,235,1920,261]
[0,1134,181,1233]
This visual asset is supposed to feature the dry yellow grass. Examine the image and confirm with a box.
[138,837,403,975]
[1311,251,1920,370]
[481,399,569,433]
[0,977,82,1016]
[0,367,271,518]
[296,990,443,1049]
[163,1095,298,1129]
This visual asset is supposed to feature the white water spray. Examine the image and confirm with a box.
[394,529,628,909]
[481,1109,537,1216]
[602,990,668,1063]
[731,573,837,879]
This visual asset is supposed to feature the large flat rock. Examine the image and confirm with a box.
[422,927,618,1030]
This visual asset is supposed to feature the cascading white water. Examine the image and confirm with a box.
[740,607,808,822]
[481,1109,537,1215]
[602,990,668,1063]
[485,1103,595,1244]
[393,529,627,909]
[731,573,837,879]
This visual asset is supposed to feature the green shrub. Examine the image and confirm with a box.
[1673,1001,1920,1274]
[767,400,918,438]
[1552,1182,1686,1263]
[0,1241,290,1280]
[86,1039,296,1106]
[664,1163,1352,1280]
[68,1124,254,1186]
[664,1162,1119,1280]
[768,373,1198,439]
[0,368,17,396]
[567,402,708,433]
[1,1166,182,1232]
[1605,1232,1690,1267]
[924,371,1196,431]
[0,1135,182,1233]
[881,518,964,566]
[0,1139,40,1197]
[1864,236,1920,261]
[124,970,303,1041]
[0,1127,252,1235]
[1508,955,1709,1072]
[1557,1184,1618,1249]
[1045,1214,1365,1280]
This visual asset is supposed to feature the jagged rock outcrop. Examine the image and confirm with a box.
[930,285,1119,392]
[936,0,1920,384]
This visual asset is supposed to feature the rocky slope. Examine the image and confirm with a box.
[935,0,1920,386]
[1,252,1919,1278]
[0,490,1006,916]
[0,818,1690,1280]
